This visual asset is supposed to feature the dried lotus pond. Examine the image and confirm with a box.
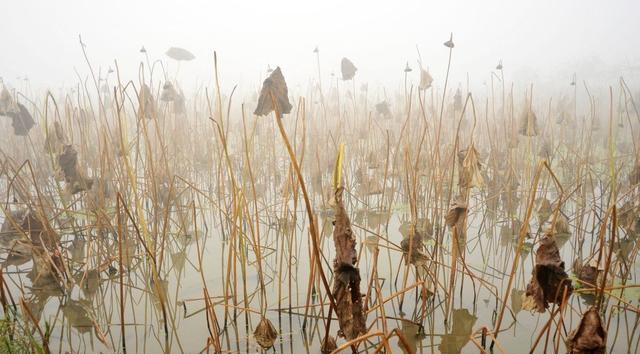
[0,4,639,354]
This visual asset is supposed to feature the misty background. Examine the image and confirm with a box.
[1,0,639,97]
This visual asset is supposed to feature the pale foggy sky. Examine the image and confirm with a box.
[1,0,639,95]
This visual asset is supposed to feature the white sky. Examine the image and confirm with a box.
[1,0,639,95]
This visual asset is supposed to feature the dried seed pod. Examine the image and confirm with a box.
[443,34,455,48]
[341,57,357,80]
[254,67,292,118]
[566,307,606,354]
[253,317,278,349]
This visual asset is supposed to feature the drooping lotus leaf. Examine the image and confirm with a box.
[419,68,433,90]
[254,67,292,118]
[566,307,606,354]
[524,233,573,312]
[341,57,357,80]
[332,187,366,340]
[254,317,278,349]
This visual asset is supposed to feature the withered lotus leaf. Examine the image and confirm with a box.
[254,67,292,118]
[6,102,35,136]
[566,307,606,354]
[419,68,433,90]
[400,228,428,265]
[445,197,468,228]
[453,89,463,111]
[253,317,278,349]
[459,145,484,188]
[519,109,539,136]
[59,145,80,183]
[341,57,357,80]
[577,262,598,288]
[332,187,366,340]
[375,101,392,118]
[160,82,179,102]
[58,145,93,194]
[537,198,552,224]
[44,121,66,153]
[321,335,338,354]
[573,258,601,288]
[0,88,17,114]
[165,47,195,61]
[138,84,156,119]
[524,233,573,312]
[555,214,571,234]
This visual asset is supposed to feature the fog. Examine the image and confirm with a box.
[2,2,640,353]
[2,0,640,95]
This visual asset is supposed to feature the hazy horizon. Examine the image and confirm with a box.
[2,0,640,96]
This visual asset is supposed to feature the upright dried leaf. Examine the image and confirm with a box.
[519,109,539,136]
[254,67,292,118]
[332,187,366,340]
[419,68,433,90]
[341,57,357,80]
